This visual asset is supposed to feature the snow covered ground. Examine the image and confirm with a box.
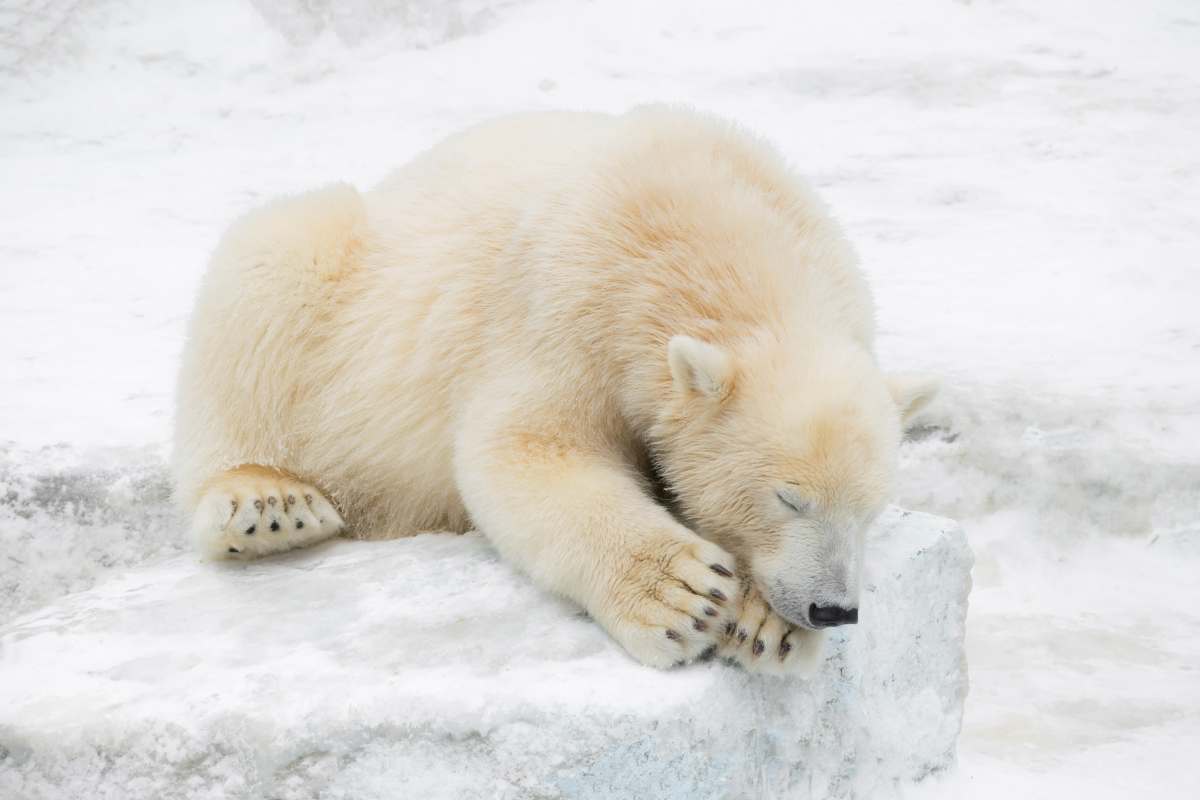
[1,0,1198,796]
[0,511,972,799]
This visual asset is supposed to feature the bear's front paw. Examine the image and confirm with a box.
[601,535,741,669]
[720,583,826,677]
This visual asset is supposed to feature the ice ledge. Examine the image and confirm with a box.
[0,507,972,799]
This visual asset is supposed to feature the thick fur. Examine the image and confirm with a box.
[174,107,934,674]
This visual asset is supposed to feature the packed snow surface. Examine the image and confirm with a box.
[2,0,1199,797]
[0,509,970,800]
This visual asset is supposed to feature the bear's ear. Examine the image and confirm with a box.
[668,335,733,399]
[887,373,939,425]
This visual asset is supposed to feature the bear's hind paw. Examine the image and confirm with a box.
[190,466,344,559]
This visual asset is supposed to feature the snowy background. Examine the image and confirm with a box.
[1,0,1198,796]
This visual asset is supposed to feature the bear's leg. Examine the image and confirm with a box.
[189,465,344,559]
[455,420,742,669]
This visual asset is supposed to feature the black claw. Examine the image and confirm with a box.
[737,628,748,643]
[780,640,792,659]
[665,629,682,641]
[227,547,240,554]
[709,588,727,603]
[724,620,737,637]
[710,563,733,578]
[703,606,719,617]
[270,520,280,532]
[244,525,256,535]
[295,520,304,529]
[699,645,718,661]
[752,639,765,656]
[693,618,708,632]
[267,496,277,506]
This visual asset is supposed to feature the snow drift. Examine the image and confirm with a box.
[0,507,971,799]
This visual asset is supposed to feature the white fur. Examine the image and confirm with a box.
[668,335,733,398]
[174,107,934,674]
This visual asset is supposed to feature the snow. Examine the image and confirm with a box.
[0,508,970,800]
[2,0,1199,796]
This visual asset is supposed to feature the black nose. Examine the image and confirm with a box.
[809,604,859,627]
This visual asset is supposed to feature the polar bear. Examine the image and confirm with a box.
[174,107,935,675]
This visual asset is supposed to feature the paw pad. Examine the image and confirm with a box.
[192,469,346,562]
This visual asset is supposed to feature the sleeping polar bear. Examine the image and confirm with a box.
[174,107,936,675]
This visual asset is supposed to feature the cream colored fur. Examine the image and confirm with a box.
[174,107,935,675]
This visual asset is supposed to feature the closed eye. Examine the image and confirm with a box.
[775,489,810,515]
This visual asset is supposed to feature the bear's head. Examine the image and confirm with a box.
[650,332,937,629]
